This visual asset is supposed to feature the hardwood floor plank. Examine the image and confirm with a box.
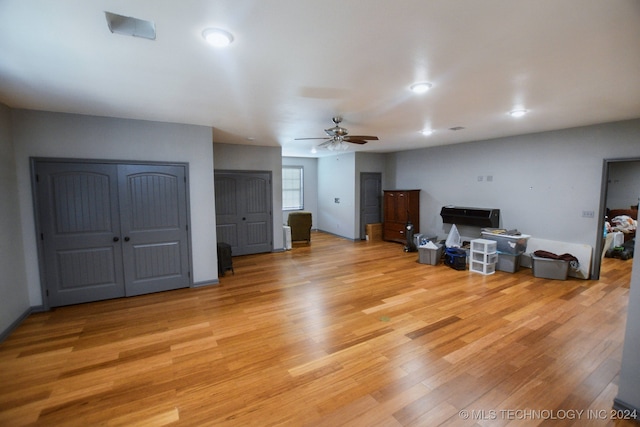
[0,232,634,426]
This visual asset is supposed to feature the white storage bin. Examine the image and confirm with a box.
[470,238,497,254]
[470,260,496,275]
[472,251,498,264]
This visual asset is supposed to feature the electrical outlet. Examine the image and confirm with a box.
[582,210,595,218]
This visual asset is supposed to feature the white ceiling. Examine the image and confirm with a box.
[1,0,639,158]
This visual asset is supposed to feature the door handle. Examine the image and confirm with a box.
[113,236,120,242]
[124,237,130,242]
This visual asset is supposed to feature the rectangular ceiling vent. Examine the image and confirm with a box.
[105,11,156,40]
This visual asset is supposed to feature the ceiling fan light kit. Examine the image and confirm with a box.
[295,117,379,151]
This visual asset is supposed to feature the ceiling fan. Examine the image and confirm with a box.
[295,117,379,151]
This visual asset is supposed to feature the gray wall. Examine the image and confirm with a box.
[606,161,640,210]
[317,153,357,239]
[282,156,318,228]
[213,142,284,250]
[617,237,640,412]
[12,110,218,307]
[355,152,387,239]
[0,104,30,337]
[388,119,640,247]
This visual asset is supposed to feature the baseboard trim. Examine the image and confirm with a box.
[316,229,358,242]
[613,398,639,419]
[0,306,33,343]
[192,279,219,288]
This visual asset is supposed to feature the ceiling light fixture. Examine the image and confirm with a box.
[509,109,528,118]
[410,82,432,94]
[202,28,234,47]
[326,138,349,151]
[420,129,433,136]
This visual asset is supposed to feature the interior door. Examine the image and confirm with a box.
[215,171,272,256]
[35,162,126,306]
[34,160,191,307]
[360,172,382,239]
[119,164,190,296]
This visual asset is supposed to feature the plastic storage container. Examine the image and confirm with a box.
[418,244,443,265]
[444,248,467,270]
[531,255,569,280]
[472,251,498,264]
[470,260,496,275]
[470,239,497,254]
[480,232,530,255]
[496,253,520,273]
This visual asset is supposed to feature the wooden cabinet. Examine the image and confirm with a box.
[383,190,420,243]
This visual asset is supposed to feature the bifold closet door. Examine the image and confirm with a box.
[35,161,191,307]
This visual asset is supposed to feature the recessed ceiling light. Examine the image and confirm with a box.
[410,82,432,94]
[420,129,433,136]
[509,109,528,118]
[202,28,234,47]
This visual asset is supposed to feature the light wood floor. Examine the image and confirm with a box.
[1,231,637,426]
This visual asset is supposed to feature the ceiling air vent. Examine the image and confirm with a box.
[105,11,156,40]
[449,126,465,131]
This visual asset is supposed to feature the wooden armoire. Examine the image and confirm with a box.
[383,190,420,243]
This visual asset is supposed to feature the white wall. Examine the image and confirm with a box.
[12,110,218,307]
[388,119,640,248]
[213,142,284,250]
[318,153,356,239]
[0,104,30,337]
[282,157,318,228]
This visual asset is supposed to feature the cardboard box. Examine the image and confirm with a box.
[366,223,382,241]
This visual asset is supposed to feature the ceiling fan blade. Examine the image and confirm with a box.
[344,135,379,141]
[345,140,368,145]
[294,137,331,140]
[317,140,334,147]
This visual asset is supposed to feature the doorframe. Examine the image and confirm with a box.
[30,157,193,311]
[593,156,640,280]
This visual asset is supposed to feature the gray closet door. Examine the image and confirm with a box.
[35,161,191,307]
[36,162,126,306]
[360,172,382,239]
[215,171,272,256]
[119,164,190,296]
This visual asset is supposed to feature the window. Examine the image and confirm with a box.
[282,166,303,210]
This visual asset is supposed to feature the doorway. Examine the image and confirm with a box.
[360,172,382,240]
[33,159,192,308]
[594,157,640,279]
